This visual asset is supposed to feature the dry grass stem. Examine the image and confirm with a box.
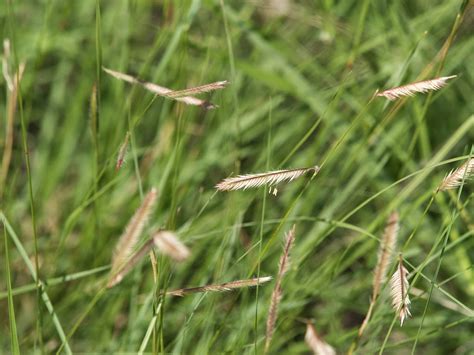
[216,166,319,191]
[166,276,272,296]
[153,230,190,262]
[438,158,474,191]
[305,322,336,355]
[108,188,157,286]
[358,212,399,337]
[1,60,25,195]
[390,255,411,326]
[265,225,296,353]
[115,132,130,171]
[2,39,14,90]
[377,75,456,100]
[103,67,221,109]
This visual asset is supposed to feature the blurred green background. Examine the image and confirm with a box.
[1,0,473,353]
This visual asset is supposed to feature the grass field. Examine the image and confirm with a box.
[1,0,473,353]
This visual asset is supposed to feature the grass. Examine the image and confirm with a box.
[1,0,473,353]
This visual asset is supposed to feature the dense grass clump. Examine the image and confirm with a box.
[1,1,473,353]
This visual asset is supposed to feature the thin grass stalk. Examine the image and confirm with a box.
[3,223,20,354]
[89,82,101,265]
[115,131,130,171]
[103,67,220,109]
[6,10,43,347]
[412,173,468,353]
[264,225,296,353]
[1,213,72,354]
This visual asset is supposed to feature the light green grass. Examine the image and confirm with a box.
[1,0,473,353]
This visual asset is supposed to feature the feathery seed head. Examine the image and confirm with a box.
[108,188,158,286]
[305,322,336,355]
[390,256,411,326]
[377,75,456,101]
[216,166,319,191]
[166,276,272,297]
[103,67,225,109]
[265,225,297,353]
[438,158,474,191]
[153,230,190,262]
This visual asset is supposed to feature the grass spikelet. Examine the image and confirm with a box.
[166,276,272,297]
[372,211,399,300]
[377,75,456,100]
[438,158,474,191]
[103,67,222,109]
[390,255,411,326]
[108,188,157,287]
[216,166,319,191]
[305,322,336,355]
[115,132,130,171]
[265,225,296,353]
[163,80,229,98]
[107,238,155,288]
[153,230,190,262]
[358,211,399,336]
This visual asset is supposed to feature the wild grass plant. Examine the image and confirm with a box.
[1,0,473,353]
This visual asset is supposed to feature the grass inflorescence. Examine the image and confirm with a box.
[1,1,472,354]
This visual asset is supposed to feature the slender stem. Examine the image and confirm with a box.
[6,0,43,349]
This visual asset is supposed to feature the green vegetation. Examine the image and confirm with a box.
[1,0,473,353]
